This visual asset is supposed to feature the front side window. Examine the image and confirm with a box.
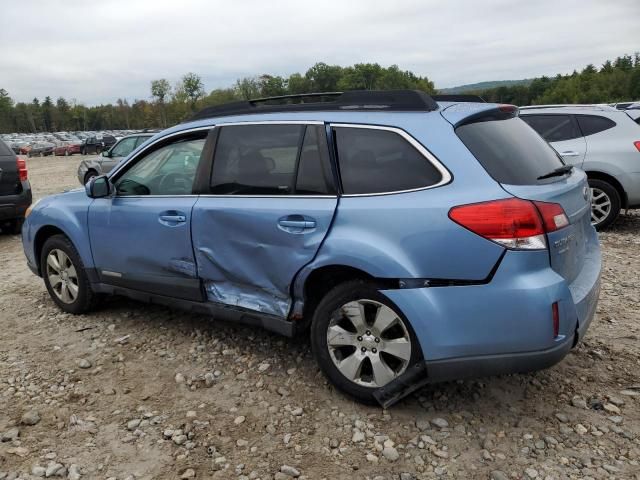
[334,126,442,195]
[115,137,206,196]
[210,124,335,195]
[110,137,137,157]
[520,114,582,142]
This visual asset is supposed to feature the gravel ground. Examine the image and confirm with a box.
[0,155,639,480]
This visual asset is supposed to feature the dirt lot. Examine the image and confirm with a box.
[0,155,639,480]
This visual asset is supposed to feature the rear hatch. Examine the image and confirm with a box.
[452,108,592,284]
[0,139,20,196]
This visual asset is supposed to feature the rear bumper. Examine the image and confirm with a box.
[381,242,601,371]
[425,334,574,382]
[0,181,32,221]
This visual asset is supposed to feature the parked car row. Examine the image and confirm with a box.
[0,129,142,158]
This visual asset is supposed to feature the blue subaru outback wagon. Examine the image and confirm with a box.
[22,91,601,405]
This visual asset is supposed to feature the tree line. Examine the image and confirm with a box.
[0,55,638,134]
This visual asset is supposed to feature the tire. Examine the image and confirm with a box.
[8,218,24,235]
[41,234,98,314]
[589,178,620,230]
[84,170,98,184]
[310,280,422,404]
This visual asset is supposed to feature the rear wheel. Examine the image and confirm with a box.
[589,178,620,230]
[41,235,98,314]
[310,280,421,404]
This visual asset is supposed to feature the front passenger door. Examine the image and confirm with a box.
[88,131,209,300]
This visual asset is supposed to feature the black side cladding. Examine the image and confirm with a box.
[187,90,439,122]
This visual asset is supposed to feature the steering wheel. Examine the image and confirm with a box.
[158,172,192,194]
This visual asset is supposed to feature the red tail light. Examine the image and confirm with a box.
[533,201,569,231]
[16,157,28,182]
[634,141,640,152]
[552,301,560,338]
[448,198,568,250]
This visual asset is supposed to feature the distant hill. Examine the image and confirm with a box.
[439,79,533,94]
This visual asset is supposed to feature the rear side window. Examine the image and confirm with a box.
[576,115,616,136]
[334,126,442,194]
[520,114,582,142]
[210,124,335,195]
[456,117,564,185]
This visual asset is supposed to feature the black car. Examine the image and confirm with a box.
[102,135,117,149]
[0,139,32,234]
[81,137,103,155]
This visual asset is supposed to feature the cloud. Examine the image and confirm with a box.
[0,0,637,105]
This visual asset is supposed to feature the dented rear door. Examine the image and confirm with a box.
[191,123,338,318]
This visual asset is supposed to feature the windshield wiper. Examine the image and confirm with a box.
[537,164,573,180]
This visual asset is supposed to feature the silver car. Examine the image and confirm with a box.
[520,105,640,228]
[77,133,154,185]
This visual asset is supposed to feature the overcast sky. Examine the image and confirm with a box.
[0,0,637,105]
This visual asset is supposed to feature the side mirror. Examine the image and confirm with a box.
[85,175,112,198]
[102,150,111,157]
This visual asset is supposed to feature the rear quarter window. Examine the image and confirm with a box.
[576,115,616,136]
[456,117,564,186]
[334,126,443,195]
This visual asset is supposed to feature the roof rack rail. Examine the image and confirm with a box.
[187,90,440,122]
[432,94,486,103]
[519,104,616,111]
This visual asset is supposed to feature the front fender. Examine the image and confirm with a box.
[23,190,94,274]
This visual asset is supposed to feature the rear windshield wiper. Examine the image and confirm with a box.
[537,164,573,180]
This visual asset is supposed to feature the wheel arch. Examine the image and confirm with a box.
[33,225,69,275]
[585,170,628,209]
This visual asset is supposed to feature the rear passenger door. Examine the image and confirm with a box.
[191,122,338,318]
[521,114,586,165]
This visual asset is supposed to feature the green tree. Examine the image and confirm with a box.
[181,73,205,112]
[151,79,171,126]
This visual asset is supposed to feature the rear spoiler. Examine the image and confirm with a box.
[441,104,519,128]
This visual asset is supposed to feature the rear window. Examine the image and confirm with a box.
[576,115,616,136]
[334,126,442,194]
[0,139,13,156]
[456,117,564,185]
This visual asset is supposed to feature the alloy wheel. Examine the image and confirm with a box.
[46,248,79,304]
[590,187,612,226]
[326,299,412,387]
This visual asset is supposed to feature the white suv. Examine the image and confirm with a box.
[520,105,640,228]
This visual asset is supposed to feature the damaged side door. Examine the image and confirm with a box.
[191,122,338,318]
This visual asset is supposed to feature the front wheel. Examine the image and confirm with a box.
[310,280,421,404]
[589,179,620,230]
[84,170,98,185]
[41,234,98,314]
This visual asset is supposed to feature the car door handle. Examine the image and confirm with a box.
[560,151,580,157]
[160,215,186,222]
[279,219,316,228]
